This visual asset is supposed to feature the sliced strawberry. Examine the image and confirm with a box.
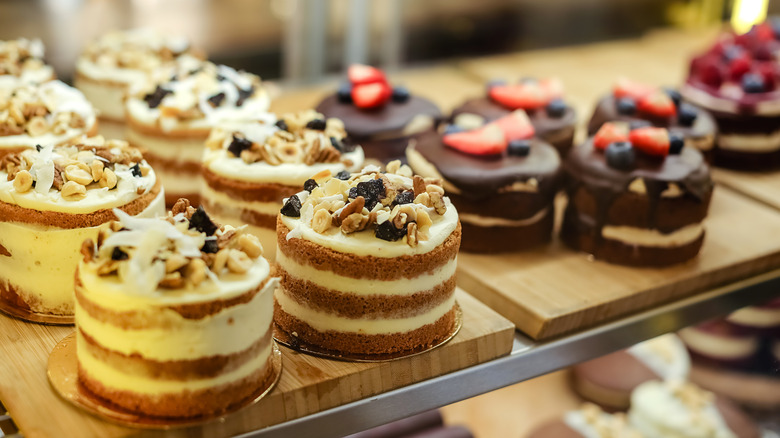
[728,56,752,81]
[539,78,564,99]
[351,82,391,109]
[757,62,779,91]
[492,110,535,141]
[629,126,670,156]
[347,64,386,85]
[488,83,549,110]
[637,91,677,117]
[442,124,507,155]
[613,78,655,100]
[593,122,629,150]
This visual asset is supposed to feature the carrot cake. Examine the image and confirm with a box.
[0,137,164,320]
[275,165,461,356]
[74,28,203,140]
[125,60,271,206]
[0,80,97,159]
[75,199,277,418]
[201,110,364,260]
[0,38,55,84]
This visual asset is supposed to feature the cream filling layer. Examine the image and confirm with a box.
[0,166,157,214]
[727,306,780,327]
[678,327,759,359]
[77,335,272,395]
[628,381,737,438]
[0,191,164,314]
[76,275,275,360]
[154,170,201,196]
[74,75,127,120]
[458,208,548,228]
[0,124,96,149]
[75,58,149,87]
[601,223,703,248]
[717,130,780,153]
[126,126,205,164]
[275,286,455,334]
[280,197,459,258]
[203,147,365,186]
[277,250,456,296]
[201,183,282,217]
[627,334,690,381]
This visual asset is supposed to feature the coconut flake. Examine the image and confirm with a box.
[32,144,54,194]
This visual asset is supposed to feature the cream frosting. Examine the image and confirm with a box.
[678,327,759,359]
[127,126,206,162]
[629,380,736,438]
[563,405,642,438]
[727,305,780,328]
[718,130,780,153]
[627,334,690,381]
[458,208,548,228]
[602,223,703,248]
[74,76,127,121]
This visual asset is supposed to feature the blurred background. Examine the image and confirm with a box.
[1,0,778,84]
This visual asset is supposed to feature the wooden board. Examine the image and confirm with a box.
[714,168,780,212]
[0,289,513,438]
[457,187,780,340]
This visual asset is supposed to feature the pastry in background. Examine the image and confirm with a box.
[0,38,55,84]
[527,403,642,438]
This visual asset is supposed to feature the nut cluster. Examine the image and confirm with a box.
[579,404,640,438]
[82,199,263,290]
[206,110,352,167]
[82,31,196,72]
[1,137,149,200]
[281,161,447,247]
[0,39,47,77]
[670,381,715,410]
[0,84,86,137]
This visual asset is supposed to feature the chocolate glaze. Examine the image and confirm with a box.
[316,94,442,137]
[451,96,577,156]
[586,95,718,141]
[458,212,553,253]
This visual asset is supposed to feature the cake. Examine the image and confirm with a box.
[75,199,278,418]
[587,78,717,158]
[450,76,576,156]
[562,122,713,266]
[0,38,55,84]
[679,319,760,369]
[125,60,271,206]
[628,380,760,438]
[275,164,461,356]
[681,20,780,169]
[0,80,97,159]
[0,137,164,320]
[74,28,204,141]
[572,333,691,410]
[527,403,642,438]
[315,64,442,163]
[726,297,780,335]
[407,110,563,253]
[201,110,364,261]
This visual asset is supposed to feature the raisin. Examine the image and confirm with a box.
[348,187,358,199]
[375,221,407,241]
[335,170,350,180]
[227,135,253,157]
[303,179,318,192]
[355,178,385,210]
[130,163,142,177]
[306,119,327,130]
[275,119,289,132]
[111,247,128,260]
[236,87,254,107]
[280,195,302,217]
[392,191,414,206]
[330,137,343,152]
[201,239,219,253]
[143,85,172,109]
[207,92,226,107]
[188,206,218,235]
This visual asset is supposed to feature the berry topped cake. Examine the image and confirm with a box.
[588,78,717,158]
[0,138,164,321]
[0,80,97,159]
[315,64,442,163]
[0,38,55,84]
[75,200,277,418]
[562,122,713,266]
[75,29,204,140]
[125,61,271,206]
[528,403,642,438]
[201,110,364,260]
[408,110,563,253]
[451,77,576,156]
[275,164,461,357]
[682,20,780,169]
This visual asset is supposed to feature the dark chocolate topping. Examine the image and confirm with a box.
[412,129,563,200]
[315,94,442,139]
[587,95,718,139]
[452,96,576,138]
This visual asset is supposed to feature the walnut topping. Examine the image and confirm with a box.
[0,82,92,138]
[574,404,641,438]
[81,29,201,73]
[281,162,449,246]
[0,38,48,78]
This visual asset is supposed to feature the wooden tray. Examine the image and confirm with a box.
[0,289,513,438]
[457,187,780,340]
[714,169,780,212]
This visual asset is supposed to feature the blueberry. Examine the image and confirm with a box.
[207,92,225,107]
[130,163,142,177]
[111,247,128,260]
[236,87,254,107]
[392,191,415,206]
[275,119,289,131]
[508,139,532,157]
[742,73,766,93]
[391,86,410,103]
[669,132,685,154]
[188,206,218,235]
[628,120,652,130]
[663,87,682,107]
[306,119,327,130]
[335,170,351,180]
[722,45,746,61]
[337,83,353,103]
[486,79,506,90]
[677,103,698,127]
[303,179,318,192]
[355,178,386,211]
[443,124,464,136]
[201,238,219,254]
[772,17,780,39]
[330,136,344,152]
[375,221,407,242]
[546,98,566,118]
[605,141,636,170]
[280,195,302,217]
[227,135,253,157]
[616,97,637,115]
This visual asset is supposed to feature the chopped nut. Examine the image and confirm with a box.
[171,198,191,215]
[80,239,95,263]
[323,178,342,196]
[65,164,94,185]
[26,116,48,137]
[310,168,332,181]
[406,222,418,247]
[90,160,104,182]
[416,208,433,230]
[414,192,431,207]
[425,184,445,195]
[385,160,401,174]
[160,271,184,288]
[165,253,189,273]
[413,175,426,196]
[226,249,251,273]
[139,165,150,176]
[311,208,332,234]
[61,181,87,200]
[238,233,263,258]
[97,260,119,275]
[185,258,207,286]
[212,248,229,273]
[12,169,32,193]
[99,168,118,189]
[340,212,365,234]
[396,164,413,178]
[429,191,447,215]
[338,196,365,221]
